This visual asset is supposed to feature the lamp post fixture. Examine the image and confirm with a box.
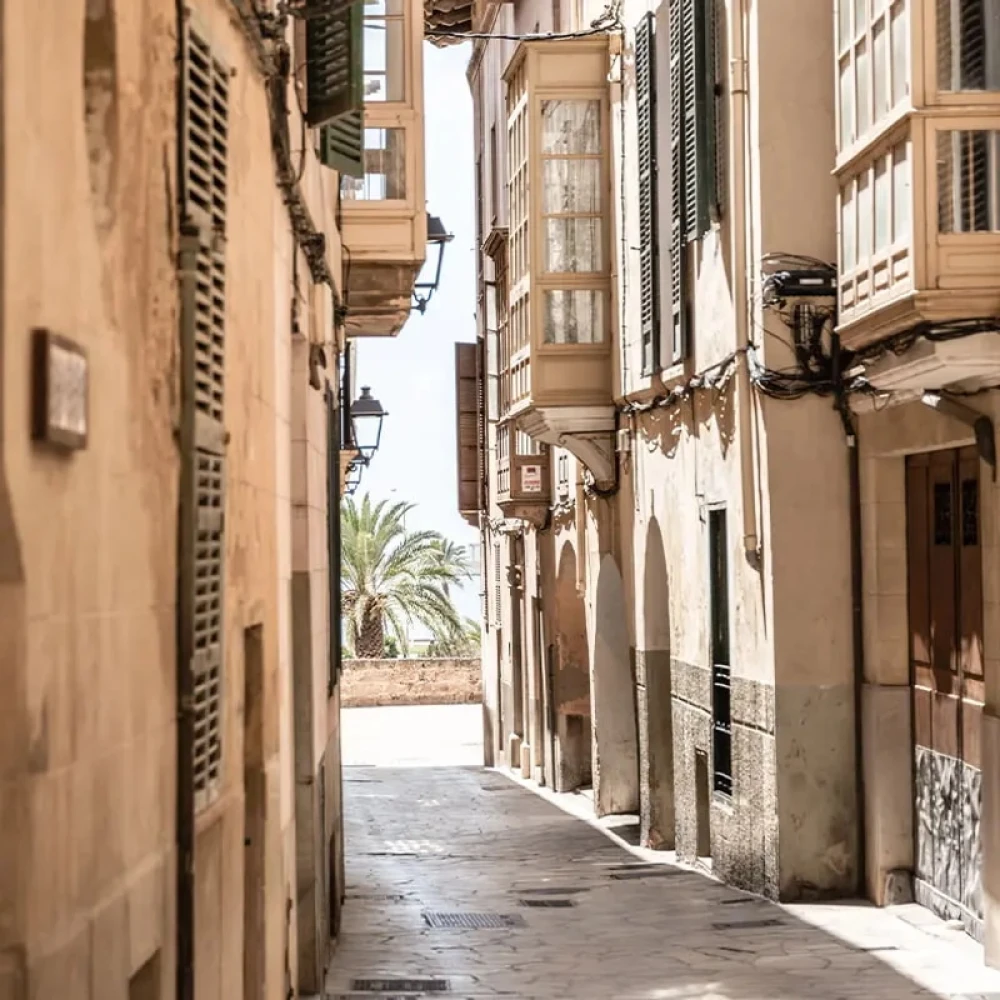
[350,385,387,464]
[411,213,454,315]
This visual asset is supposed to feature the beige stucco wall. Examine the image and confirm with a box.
[0,1,179,997]
[341,657,483,708]
[0,1,351,998]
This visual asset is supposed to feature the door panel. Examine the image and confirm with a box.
[906,446,983,932]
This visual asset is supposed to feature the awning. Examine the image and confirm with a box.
[424,0,475,47]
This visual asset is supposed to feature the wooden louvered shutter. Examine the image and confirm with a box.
[635,12,660,375]
[179,17,229,812]
[668,0,688,359]
[456,343,480,518]
[683,0,714,241]
[476,333,487,512]
[311,2,365,176]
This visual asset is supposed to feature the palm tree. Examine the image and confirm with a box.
[426,617,482,657]
[341,494,470,658]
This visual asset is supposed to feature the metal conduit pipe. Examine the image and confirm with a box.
[730,0,759,562]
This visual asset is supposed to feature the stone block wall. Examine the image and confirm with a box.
[342,657,482,708]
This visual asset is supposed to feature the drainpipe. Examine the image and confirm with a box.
[832,334,867,898]
[174,3,195,1000]
[730,0,759,562]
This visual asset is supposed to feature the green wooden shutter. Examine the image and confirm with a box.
[179,18,229,812]
[683,0,715,240]
[319,113,364,177]
[636,12,660,375]
[307,0,364,127]
[669,0,688,358]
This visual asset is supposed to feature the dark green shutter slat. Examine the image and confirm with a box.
[669,0,687,359]
[636,12,660,375]
[704,0,721,222]
[682,0,715,240]
[319,111,364,176]
[306,0,363,128]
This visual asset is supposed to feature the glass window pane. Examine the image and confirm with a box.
[875,156,891,250]
[892,142,910,241]
[873,20,888,119]
[855,0,867,33]
[858,172,872,261]
[937,129,1000,232]
[540,100,601,154]
[545,218,602,272]
[839,56,854,148]
[937,0,1000,91]
[839,0,852,48]
[856,39,871,134]
[363,18,405,101]
[341,127,406,200]
[543,289,605,343]
[891,1,908,104]
[364,0,405,13]
[842,185,856,270]
[874,0,888,14]
[542,159,601,213]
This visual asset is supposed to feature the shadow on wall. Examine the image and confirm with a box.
[552,542,592,793]
[591,554,639,817]
[637,515,674,850]
[640,382,735,460]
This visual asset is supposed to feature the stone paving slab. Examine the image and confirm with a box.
[327,708,1000,1000]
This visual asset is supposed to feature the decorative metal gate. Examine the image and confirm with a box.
[906,446,984,937]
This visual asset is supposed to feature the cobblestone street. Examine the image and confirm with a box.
[326,706,1000,1000]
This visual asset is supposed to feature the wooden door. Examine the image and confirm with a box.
[906,446,984,928]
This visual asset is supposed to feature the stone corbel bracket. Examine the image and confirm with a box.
[517,405,616,491]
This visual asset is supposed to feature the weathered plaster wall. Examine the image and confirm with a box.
[342,658,483,708]
[0,1,179,996]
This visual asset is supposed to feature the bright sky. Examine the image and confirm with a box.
[354,41,480,628]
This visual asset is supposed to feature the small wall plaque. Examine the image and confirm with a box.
[32,329,89,451]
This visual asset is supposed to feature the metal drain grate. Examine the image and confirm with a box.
[516,886,590,896]
[421,911,527,930]
[711,917,785,931]
[350,978,449,992]
[518,898,576,908]
[609,867,687,881]
[719,897,763,905]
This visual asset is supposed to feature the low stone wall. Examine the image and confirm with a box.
[342,656,482,708]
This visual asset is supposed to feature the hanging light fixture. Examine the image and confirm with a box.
[411,213,454,314]
[350,385,387,462]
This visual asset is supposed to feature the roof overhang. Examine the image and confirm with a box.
[862,332,1000,393]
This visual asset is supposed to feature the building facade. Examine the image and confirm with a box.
[452,0,1000,968]
[0,1,427,998]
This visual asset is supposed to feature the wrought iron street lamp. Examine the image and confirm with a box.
[411,213,454,314]
[350,385,387,462]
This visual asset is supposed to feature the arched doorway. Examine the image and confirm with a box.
[551,541,592,791]
[592,554,639,816]
[638,517,674,848]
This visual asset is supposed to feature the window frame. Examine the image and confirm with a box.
[835,0,909,154]
[932,0,1000,103]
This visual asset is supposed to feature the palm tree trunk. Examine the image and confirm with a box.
[356,608,384,658]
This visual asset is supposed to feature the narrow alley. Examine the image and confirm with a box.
[327,705,1000,1000]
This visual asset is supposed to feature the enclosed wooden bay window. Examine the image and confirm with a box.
[501,37,613,425]
[835,0,1000,347]
[336,0,427,337]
